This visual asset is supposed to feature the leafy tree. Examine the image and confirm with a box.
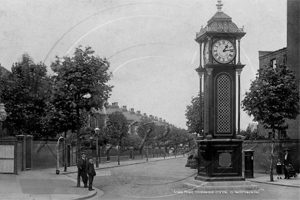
[1,54,53,138]
[136,116,170,156]
[242,64,299,181]
[123,134,142,149]
[185,93,204,135]
[105,111,129,165]
[51,46,112,148]
[50,46,112,185]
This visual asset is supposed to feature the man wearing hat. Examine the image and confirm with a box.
[283,148,291,179]
[87,157,96,191]
[77,152,88,187]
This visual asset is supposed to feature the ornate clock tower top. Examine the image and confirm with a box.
[195,0,245,43]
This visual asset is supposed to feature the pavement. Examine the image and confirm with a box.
[0,155,299,200]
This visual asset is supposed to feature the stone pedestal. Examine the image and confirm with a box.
[196,139,244,182]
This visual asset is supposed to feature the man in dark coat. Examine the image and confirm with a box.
[283,149,291,179]
[87,157,96,191]
[77,152,88,187]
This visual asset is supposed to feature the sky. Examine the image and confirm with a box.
[0,0,287,130]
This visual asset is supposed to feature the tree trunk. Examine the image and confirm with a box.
[106,146,112,162]
[76,107,81,187]
[270,126,275,182]
[118,141,121,165]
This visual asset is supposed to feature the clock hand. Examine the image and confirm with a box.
[224,49,234,52]
[223,45,228,52]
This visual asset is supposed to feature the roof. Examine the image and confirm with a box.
[208,11,232,23]
[0,66,11,77]
[195,1,245,42]
[258,48,287,59]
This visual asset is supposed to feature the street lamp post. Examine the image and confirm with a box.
[56,135,64,174]
[94,127,100,168]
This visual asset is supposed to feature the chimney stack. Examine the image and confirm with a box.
[130,108,135,113]
[112,102,119,108]
[122,105,127,111]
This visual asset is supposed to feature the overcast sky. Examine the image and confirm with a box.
[0,0,287,129]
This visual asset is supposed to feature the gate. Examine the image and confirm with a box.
[0,138,17,174]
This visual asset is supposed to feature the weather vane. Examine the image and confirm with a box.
[216,0,223,12]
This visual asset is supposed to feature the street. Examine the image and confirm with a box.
[93,157,300,200]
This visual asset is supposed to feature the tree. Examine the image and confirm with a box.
[50,46,112,186]
[185,93,204,135]
[136,116,170,156]
[1,54,53,138]
[105,111,129,165]
[242,64,299,181]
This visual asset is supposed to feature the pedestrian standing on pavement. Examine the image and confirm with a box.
[276,159,283,179]
[87,157,96,191]
[77,152,88,188]
[283,149,291,179]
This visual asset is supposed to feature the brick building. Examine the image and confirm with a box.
[258,0,300,139]
[88,102,168,135]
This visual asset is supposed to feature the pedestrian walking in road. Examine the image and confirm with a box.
[87,157,96,191]
[283,149,291,179]
[77,152,88,187]
[276,159,283,179]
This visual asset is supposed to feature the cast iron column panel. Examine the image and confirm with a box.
[204,65,236,138]
[203,73,209,135]
[206,68,213,135]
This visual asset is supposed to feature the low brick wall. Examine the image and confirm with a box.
[31,140,169,169]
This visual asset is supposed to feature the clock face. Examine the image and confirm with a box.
[203,41,209,64]
[212,39,236,64]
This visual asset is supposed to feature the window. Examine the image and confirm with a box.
[270,59,276,68]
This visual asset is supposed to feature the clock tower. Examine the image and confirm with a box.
[195,1,246,181]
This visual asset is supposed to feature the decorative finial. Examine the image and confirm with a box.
[216,0,223,12]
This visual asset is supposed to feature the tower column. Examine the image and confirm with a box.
[237,38,241,65]
[236,69,243,135]
[207,37,212,64]
[200,43,203,67]
[205,68,213,136]
[198,71,205,136]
